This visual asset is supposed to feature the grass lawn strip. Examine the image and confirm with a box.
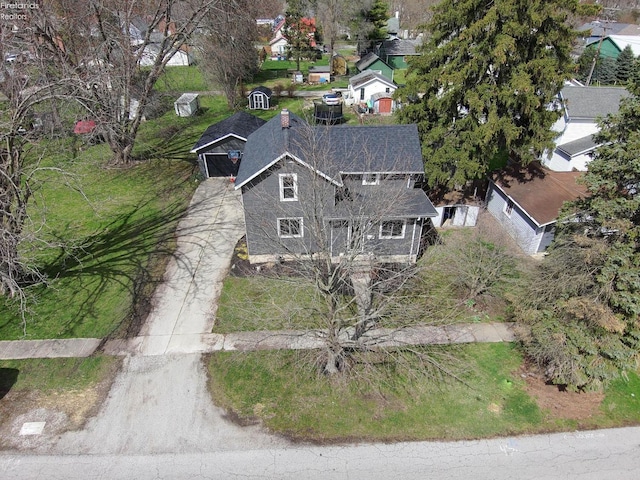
[206,343,640,442]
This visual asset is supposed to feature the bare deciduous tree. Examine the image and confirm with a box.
[195,0,259,109]
[31,0,224,164]
[233,114,464,377]
[0,20,80,316]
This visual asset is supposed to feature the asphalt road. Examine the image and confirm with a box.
[2,426,639,479]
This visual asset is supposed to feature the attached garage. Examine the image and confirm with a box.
[191,112,266,178]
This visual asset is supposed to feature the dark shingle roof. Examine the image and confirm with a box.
[561,86,629,120]
[249,86,272,97]
[381,38,421,56]
[329,185,436,219]
[235,112,424,188]
[191,111,266,153]
[556,135,597,157]
[355,52,381,71]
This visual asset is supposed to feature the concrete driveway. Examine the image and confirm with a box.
[39,179,286,454]
[106,178,244,356]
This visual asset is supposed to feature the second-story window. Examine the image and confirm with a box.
[362,173,380,185]
[279,173,298,201]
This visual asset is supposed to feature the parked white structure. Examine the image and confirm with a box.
[174,93,199,117]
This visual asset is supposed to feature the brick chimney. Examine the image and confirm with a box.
[281,108,290,128]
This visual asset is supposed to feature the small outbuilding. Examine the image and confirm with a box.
[308,65,331,84]
[174,93,199,117]
[191,111,266,178]
[248,86,273,110]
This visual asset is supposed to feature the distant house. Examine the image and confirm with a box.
[354,52,394,81]
[577,21,638,45]
[347,70,397,113]
[248,86,273,110]
[543,85,629,172]
[486,163,589,255]
[234,110,437,264]
[138,44,193,66]
[268,17,317,57]
[191,112,266,178]
[585,34,640,59]
[378,38,421,69]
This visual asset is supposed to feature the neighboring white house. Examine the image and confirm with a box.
[138,44,193,67]
[486,163,588,255]
[270,36,288,56]
[346,70,397,113]
[542,85,629,172]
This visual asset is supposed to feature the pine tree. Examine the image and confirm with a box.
[397,0,591,188]
[516,62,640,391]
[616,45,636,84]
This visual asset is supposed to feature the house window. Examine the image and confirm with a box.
[279,173,298,201]
[505,199,514,217]
[385,87,390,93]
[362,173,380,185]
[380,220,406,239]
[278,218,303,238]
[360,88,365,101]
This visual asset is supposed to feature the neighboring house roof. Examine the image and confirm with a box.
[556,135,597,158]
[613,24,640,36]
[561,86,629,121]
[578,21,635,38]
[349,70,396,89]
[586,35,640,56]
[387,17,399,36]
[355,52,392,72]
[381,38,421,56]
[235,111,424,189]
[249,86,272,97]
[491,163,589,226]
[190,111,266,153]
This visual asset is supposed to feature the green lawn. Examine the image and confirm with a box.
[0,355,119,393]
[0,133,199,340]
[154,66,210,92]
[215,276,329,333]
[207,343,640,441]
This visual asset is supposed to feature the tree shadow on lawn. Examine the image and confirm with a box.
[37,195,215,339]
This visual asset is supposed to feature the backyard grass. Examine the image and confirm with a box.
[154,66,210,92]
[207,343,640,442]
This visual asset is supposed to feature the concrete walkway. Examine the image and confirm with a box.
[0,323,515,360]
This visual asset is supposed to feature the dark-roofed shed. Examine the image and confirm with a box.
[248,86,273,110]
[191,112,266,177]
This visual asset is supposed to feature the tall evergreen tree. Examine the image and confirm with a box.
[397,0,595,188]
[616,45,636,84]
[516,63,640,390]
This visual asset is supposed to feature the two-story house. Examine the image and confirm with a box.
[234,110,437,264]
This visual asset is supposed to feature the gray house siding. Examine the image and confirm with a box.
[242,161,427,263]
[242,159,334,260]
[486,184,545,255]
